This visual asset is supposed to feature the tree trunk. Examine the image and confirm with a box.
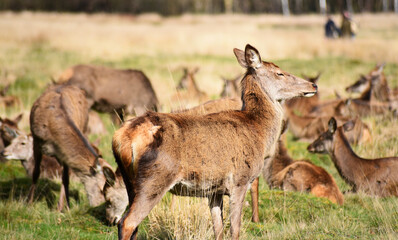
[346,0,353,13]
[319,0,327,14]
[224,0,233,13]
[395,0,398,13]
[383,0,389,12]
[281,0,290,16]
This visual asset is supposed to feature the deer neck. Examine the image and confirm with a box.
[263,140,294,183]
[241,73,283,159]
[330,129,361,187]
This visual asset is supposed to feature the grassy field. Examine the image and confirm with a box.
[0,12,398,239]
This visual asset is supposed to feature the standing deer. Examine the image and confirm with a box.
[220,74,242,98]
[111,44,317,240]
[307,118,398,197]
[0,114,23,162]
[28,84,112,211]
[284,72,321,116]
[172,67,208,104]
[58,64,159,122]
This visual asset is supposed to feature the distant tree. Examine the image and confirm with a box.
[281,0,291,15]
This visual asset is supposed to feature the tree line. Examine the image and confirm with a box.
[1,0,397,15]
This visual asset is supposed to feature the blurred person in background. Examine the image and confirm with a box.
[340,11,357,39]
[325,15,340,39]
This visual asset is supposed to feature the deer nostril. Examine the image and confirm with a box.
[312,83,318,90]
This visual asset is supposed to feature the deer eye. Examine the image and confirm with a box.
[277,73,284,76]
[21,142,26,145]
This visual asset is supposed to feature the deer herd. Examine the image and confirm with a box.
[1,44,397,239]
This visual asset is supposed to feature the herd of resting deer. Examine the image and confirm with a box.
[1,44,398,240]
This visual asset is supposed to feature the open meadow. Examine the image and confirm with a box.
[0,12,398,239]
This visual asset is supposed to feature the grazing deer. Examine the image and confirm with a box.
[284,72,321,116]
[345,64,390,102]
[58,64,159,122]
[285,107,371,144]
[172,67,208,104]
[307,117,398,197]
[28,84,112,211]
[263,131,344,205]
[220,74,242,98]
[111,44,317,240]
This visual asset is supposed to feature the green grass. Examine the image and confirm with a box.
[1,18,398,240]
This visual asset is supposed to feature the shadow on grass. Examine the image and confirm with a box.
[0,177,79,208]
[87,203,109,225]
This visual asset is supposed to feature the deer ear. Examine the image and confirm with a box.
[13,113,23,125]
[343,120,355,132]
[328,117,337,134]
[376,63,385,74]
[233,48,248,68]
[103,166,116,187]
[245,44,262,69]
[313,72,322,83]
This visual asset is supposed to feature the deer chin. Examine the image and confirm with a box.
[303,92,316,97]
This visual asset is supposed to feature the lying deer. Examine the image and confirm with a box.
[285,107,371,144]
[307,117,398,197]
[58,64,159,121]
[263,131,344,205]
[110,44,317,240]
[345,64,391,102]
[334,98,396,118]
[28,84,112,211]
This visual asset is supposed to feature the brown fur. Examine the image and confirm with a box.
[28,84,111,211]
[346,64,390,102]
[172,67,208,104]
[335,98,395,118]
[263,140,344,205]
[285,107,371,144]
[284,73,321,116]
[58,64,159,121]
[0,114,23,162]
[111,45,317,240]
[0,84,20,108]
[308,118,398,197]
[86,110,107,135]
[220,74,242,98]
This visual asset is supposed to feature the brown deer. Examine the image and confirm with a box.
[172,67,208,103]
[220,74,242,98]
[87,110,107,135]
[28,84,112,211]
[3,134,64,179]
[0,114,23,162]
[334,98,396,118]
[58,64,159,122]
[0,84,20,108]
[262,131,344,205]
[110,44,317,240]
[285,107,371,144]
[284,72,321,116]
[345,64,391,102]
[307,117,398,197]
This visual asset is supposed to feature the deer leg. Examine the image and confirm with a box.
[27,138,42,204]
[208,194,224,240]
[58,164,70,211]
[250,177,260,223]
[118,181,176,240]
[229,185,248,240]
